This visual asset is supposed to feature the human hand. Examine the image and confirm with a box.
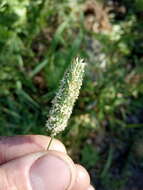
[0,135,95,190]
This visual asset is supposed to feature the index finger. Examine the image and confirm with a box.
[0,135,66,164]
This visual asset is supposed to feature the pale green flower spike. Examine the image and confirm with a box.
[46,57,86,146]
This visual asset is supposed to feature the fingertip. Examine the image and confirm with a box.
[50,138,67,153]
[30,135,67,153]
[87,185,95,190]
[71,164,90,190]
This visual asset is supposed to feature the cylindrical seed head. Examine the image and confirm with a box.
[46,57,86,136]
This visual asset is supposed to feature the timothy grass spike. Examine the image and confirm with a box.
[46,57,86,136]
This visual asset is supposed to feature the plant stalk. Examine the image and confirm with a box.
[47,135,54,150]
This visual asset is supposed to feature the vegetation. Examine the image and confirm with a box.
[0,0,143,189]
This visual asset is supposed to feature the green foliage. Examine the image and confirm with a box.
[0,0,143,189]
[81,144,100,168]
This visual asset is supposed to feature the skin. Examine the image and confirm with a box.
[0,135,95,190]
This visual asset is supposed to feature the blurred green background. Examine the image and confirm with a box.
[0,0,143,189]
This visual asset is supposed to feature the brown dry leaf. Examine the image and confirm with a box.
[83,0,112,33]
[125,73,143,85]
[34,75,46,89]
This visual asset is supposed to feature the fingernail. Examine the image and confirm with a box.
[30,154,71,190]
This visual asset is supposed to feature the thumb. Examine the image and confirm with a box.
[0,150,76,190]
